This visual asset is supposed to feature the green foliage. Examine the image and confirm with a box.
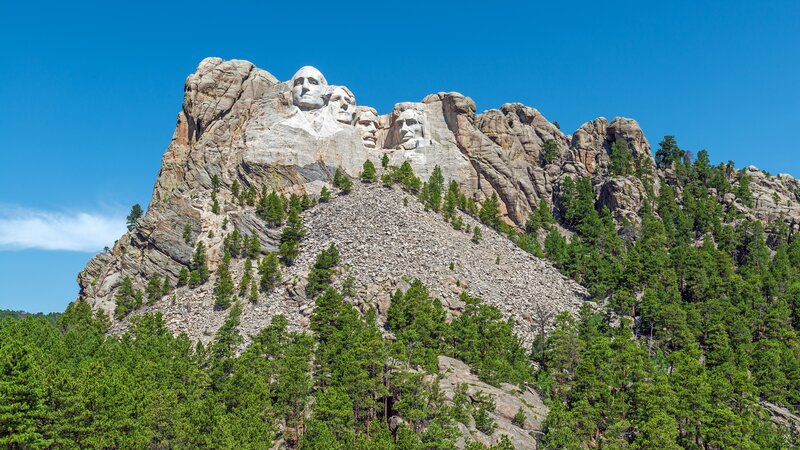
[471,226,482,243]
[526,198,554,234]
[533,144,800,447]
[512,407,526,428]
[189,241,209,287]
[472,392,496,435]
[306,244,340,298]
[737,170,754,207]
[319,186,331,203]
[540,139,559,164]
[182,223,193,244]
[126,203,143,231]
[449,292,532,385]
[258,252,282,293]
[257,190,285,227]
[341,275,356,297]
[360,160,377,183]
[383,161,422,193]
[114,276,142,319]
[145,273,163,304]
[387,280,448,371]
[279,207,305,266]
[211,191,220,214]
[177,267,189,287]
[333,167,353,193]
[213,251,234,310]
[609,138,633,176]
[0,310,60,324]
[655,135,683,169]
[478,192,501,230]
[425,165,445,212]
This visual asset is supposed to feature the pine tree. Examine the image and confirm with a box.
[319,186,332,203]
[145,273,163,304]
[258,253,282,292]
[161,274,171,296]
[426,165,445,212]
[114,276,141,318]
[261,191,285,227]
[126,204,144,231]
[361,160,377,183]
[479,192,501,229]
[189,241,209,287]
[609,138,633,176]
[182,224,193,244]
[211,192,221,214]
[246,234,261,259]
[214,251,234,310]
[472,226,483,243]
[444,180,460,219]
[306,244,340,297]
[177,267,189,286]
[655,135,683,169]
[333,168,353,193]
[540,139,559,165]
[381,153,390,169]
[239,257,253,297]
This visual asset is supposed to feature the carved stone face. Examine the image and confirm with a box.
[291,66,328,111]
[328,86,356,125]
[396,109,424,144]
[355,108,379,148]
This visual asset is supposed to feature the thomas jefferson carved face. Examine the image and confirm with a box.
[355,108,379,148]
[328,86,356,125]
[291,66,328,111]
[396,109,424,144]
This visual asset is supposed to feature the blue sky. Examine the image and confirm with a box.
[1,0,798,312]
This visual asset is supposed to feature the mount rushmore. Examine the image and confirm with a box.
[79,57,800,335]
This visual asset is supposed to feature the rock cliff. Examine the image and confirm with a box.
[78,56,800,338]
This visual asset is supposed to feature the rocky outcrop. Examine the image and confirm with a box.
[438,356,547,448]
[104,182,587,347]
[599,176,650,224]
[78,57,800,342]
[741,167,800,232]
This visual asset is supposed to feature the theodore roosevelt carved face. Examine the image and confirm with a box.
[291,66,328,111]
[355,107,379,148]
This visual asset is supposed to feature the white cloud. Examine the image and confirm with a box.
[0,207,127,252]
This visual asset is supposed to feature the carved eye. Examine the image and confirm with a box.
[293,78,303,86]
[309,78,318,85]
[406,119,418,125]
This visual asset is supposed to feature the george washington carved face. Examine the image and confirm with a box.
[291,66,328,111]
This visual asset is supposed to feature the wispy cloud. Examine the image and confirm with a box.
[0,207,127,252]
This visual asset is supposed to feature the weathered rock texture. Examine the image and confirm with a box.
[75,56,800,448]
[103,183,586,347]
[438,356,547,449]
[78,56,800,337]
